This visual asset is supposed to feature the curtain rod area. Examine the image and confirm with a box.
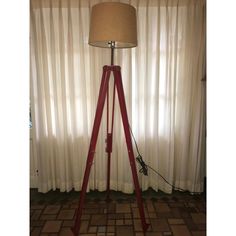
[31,0,206,9]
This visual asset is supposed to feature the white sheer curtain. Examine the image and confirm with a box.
[30,0,206,193]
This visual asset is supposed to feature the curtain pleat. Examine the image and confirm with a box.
[30,0,206,193]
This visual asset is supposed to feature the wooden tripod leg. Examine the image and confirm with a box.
[113,66,150,232]
[106,82,116,201]
[72,66,111,235]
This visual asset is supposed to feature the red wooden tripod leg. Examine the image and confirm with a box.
[106,83,116,201]
[113,66,149,232]
[106,151,111,201]
[72,66,111,236]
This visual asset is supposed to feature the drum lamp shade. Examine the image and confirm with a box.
[88,2,137,48]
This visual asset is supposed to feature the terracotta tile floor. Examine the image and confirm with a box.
[30,189,206,236]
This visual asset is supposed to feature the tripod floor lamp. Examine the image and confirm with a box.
[72,2,149,235]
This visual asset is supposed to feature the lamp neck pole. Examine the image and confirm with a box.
[110,41,115,65]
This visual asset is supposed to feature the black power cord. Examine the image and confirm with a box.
[136,155,148,176]
[129,125,203,195]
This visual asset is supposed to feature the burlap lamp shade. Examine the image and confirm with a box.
[89,2,137,48]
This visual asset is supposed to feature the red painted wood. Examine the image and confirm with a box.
[72,65,149,235]
[113,66,149,232]
[72,66,110,235]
